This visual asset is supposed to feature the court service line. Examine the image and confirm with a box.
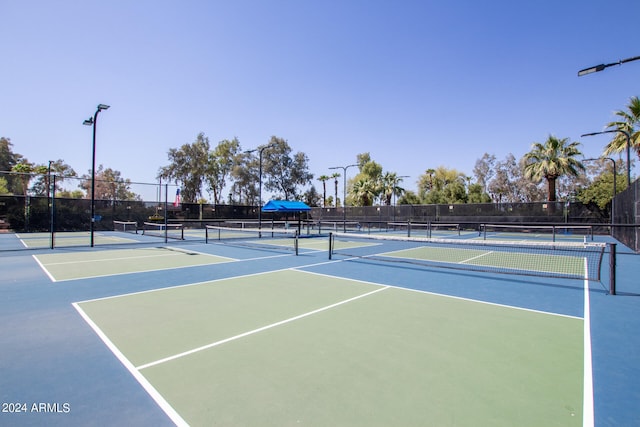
[136,286,390,371]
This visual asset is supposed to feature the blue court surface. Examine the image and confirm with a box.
[0,231,639,426]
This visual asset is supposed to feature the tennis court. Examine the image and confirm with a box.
[75,270,584,426]
[1,227,639,426]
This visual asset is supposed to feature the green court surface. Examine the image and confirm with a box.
[75,270,583,427]
[383,246,586,276]
[35,247,234,281]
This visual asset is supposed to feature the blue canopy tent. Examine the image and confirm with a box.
[261,200,311,234]
[261,200,311,213]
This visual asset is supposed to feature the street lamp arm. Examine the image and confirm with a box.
[578,56,640,77]
[580,129,631,187]
[578,55,640,76]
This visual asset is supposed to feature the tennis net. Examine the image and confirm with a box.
[480,224,593,242]
[205,225,299,254]
[113,220,138,234]
[387,222,462,238]
[142,222,184,240]
[328,232,608,281]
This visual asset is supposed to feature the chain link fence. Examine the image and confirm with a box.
[1,171,637,252]
[613,178,640,252]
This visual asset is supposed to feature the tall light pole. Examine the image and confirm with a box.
[245,142,276,236]
[329,164,358,232]
[581,129,631,188]
[83,103,110,247]
[584,157,616,227]
[578,55,640,76]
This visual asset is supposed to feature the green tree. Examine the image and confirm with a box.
[397,190,421,205]
[467,183,492,203]
[523,136,584,202]
[0,137,20,173]
[578,158,627,210]
[0,176,8,194]
[57,189,84,198]
[80,165,141,201]
[473,153,496,194]
[603,96,640,160]
[418,166,466,203]
[578,172,620,210]
[206,138,241,204]
[230,151,257,205]
[261,136,313,200]
[349,154,382,205]
[159,132,211,203]
[302,185,322,207]
[11,160,35,196]
[31,160,77,197]
[1,137,29,195]
[10,160,35,228]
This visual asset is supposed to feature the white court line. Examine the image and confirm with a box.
[41,252,186,266]
[32,254,57,282]
[35,248,240,282]
[72,303,189,427]
[459,250,494,264]
[298,269,582,320]
[582,258,594,427]
[136,286,390,370]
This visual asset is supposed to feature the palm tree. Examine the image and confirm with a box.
[380,172,405,205]
[351,177,377,206]
[523,135,584,202]
[330,172,341,207]
[317,175,329,207]
[603,96,640,160]
[425,168,435,190]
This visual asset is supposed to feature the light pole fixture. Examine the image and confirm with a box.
[245,142,276,236]
[329,164,358,232]
[584,157,616,227]
[577,55,640,76]
[83,103,110,247]
[581,129,631,188]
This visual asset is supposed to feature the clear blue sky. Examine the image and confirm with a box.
[2,0,638,201]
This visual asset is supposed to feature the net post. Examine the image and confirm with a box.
[608,243,616,295]
[328,232,333,259]
[294,231,299,256]
[164,183,169,244]
[50,174,56,249]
